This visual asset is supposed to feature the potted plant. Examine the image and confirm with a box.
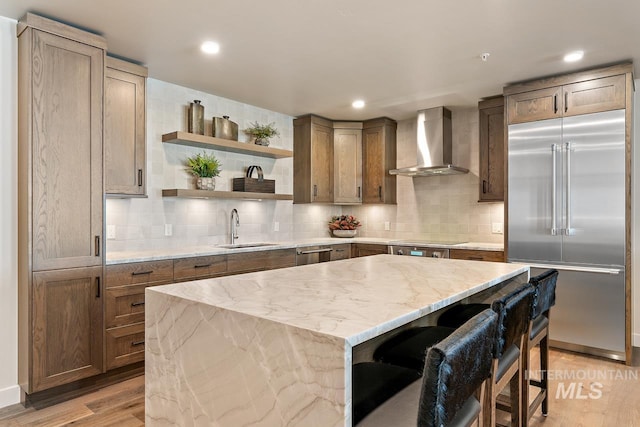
[244,121,279,146]
[186,151,222,190]
[328,214,361,238]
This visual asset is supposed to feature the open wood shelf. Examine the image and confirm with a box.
[162,131,293,159]
[162,189,293,200]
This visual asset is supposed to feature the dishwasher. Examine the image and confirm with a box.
[296,244,350,265]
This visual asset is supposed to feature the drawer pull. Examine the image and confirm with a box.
[468,256,484,261]
[131,270,153,276]
[131,340,145,347]
[194,264,211,269]
[131,301,145,307]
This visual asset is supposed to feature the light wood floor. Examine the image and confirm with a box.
[0,348,639,426]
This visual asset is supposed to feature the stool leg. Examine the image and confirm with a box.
[541,332,549,416]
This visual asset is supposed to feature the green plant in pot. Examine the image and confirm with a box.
[186,151,221,190]
[244,121,279,146]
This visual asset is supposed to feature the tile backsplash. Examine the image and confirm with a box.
[106,79,503,253]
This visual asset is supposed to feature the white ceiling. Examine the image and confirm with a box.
[1,0,638,120]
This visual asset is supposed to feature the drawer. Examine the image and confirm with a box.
[330,244,351,261]
[105,260,174,288]
[105,284,148,328]
[449,249,505,262]
[106,322,145,370]
[173,255,227,281]
[227,248,296,274]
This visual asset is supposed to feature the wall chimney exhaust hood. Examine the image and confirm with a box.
[389,106,468,177]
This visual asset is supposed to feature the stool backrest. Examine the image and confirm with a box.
[417,309,498,427]
[491,284,535,358]
[529,269,559,319]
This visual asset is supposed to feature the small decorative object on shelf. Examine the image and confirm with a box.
[244,121,279,146]
[188,100,205,135]
[212,115,238,141]
[328,214,361,238]
[186,151,221,191]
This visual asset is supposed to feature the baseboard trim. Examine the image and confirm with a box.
[0,384,21,409]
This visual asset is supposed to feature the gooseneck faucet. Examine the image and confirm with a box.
[230,209,240,244]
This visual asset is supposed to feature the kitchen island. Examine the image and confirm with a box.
[145,254,528,426]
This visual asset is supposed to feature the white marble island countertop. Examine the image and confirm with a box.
[148,255,525,345]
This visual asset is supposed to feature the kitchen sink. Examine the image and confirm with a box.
[216,242,278,249]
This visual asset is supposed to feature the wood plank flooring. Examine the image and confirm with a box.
[1,348,639,426]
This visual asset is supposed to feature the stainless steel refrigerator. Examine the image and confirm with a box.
[508,109,626,361]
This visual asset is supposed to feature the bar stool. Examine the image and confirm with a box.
[356,309,498,427]
[523,269,558,422]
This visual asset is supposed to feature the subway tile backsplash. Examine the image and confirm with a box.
[106,80,503,253]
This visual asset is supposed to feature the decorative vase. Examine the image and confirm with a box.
[255,137,270,146]
[196,177,216,191]
[332,229,357,238]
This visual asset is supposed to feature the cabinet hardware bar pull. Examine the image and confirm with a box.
[95,235,100,256]
[131,270,153,276]
[482,180,487,194]
[551,144,558,235]
[131,340,145,346]
[357,186,361,198]
[313,184,317,198]
[378,186,382,200]
[565,142,573,235]
[194,264,211,269]
[96,277,101,298]
[468,257,483,261]
[297,248,333,255]
[564,92,568,113]
[138,169,143,187]
[554,94,558,113]
[131,301,145,307]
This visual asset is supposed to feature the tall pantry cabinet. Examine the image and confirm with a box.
[17,14,105,394]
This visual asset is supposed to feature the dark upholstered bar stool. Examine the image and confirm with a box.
[485,284,535,427]
[355,309,498,427]
[523,269,558,422]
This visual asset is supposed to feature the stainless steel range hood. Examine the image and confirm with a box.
[389,106,469,176]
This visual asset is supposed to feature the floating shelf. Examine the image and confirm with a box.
[162,131,293,159]
[162,189,293,200]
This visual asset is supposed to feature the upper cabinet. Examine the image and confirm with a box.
[506,66,628,125]
[333,122,363,204]
[293,115,334,203]
[105,57,148,196]
[478,96,505,202]
[362,118,397,204]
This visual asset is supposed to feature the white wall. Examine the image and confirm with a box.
[0,16,19,408]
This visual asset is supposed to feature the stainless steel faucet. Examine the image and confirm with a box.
[230,209,240,244]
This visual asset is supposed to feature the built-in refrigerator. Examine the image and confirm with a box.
[508,109,626,360]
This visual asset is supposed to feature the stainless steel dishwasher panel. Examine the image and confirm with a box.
[295,246,333,266]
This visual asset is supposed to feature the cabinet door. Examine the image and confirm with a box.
[563,75,625,117]
[333,127,362,203]
[31,267,104,392]
[450,249,505,262]
[31,30,103,271]
[479,100,505,201]
[362,119,397,204]
[352,244,389,257]
[105,58,147,196]
[311,122,334,202]
[507,86,562,124]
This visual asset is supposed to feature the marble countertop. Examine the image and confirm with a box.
[148,254,526,346]
[106,237,504,265]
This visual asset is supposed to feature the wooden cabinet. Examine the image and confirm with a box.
[17,14,107,394]
[105,57,147,196]
[450,249,505,262]
[173,255,227,281]
[106,322,146,371]
[478,97,505,202]
[227,249,296,274]
[105,260,174,288]
[330,244,351,261]
[31,267,104,392]
[293,115,334,203]
[506,71,626,125]
[352,244,389,257]
[362,118,397,204]
[333,123,363,204]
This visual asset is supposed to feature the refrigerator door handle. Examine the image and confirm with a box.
[551,144,559,235]
[565,142,575,236]
[526,263,622,275]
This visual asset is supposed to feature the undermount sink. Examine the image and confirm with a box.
[216,242,278,249]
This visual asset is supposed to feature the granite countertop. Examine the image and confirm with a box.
[106,237,504,265]
[147,255,526,346]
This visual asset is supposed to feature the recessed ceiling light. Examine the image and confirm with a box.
[352,100,365,109]
[201,41,220,55]
[563,50,584,63]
